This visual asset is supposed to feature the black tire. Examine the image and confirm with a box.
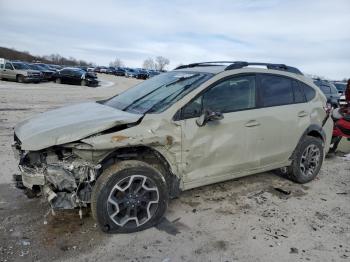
[55,78,61,84]
[91,160,168,233]
[16,75,24,83]
[287,136,324,184]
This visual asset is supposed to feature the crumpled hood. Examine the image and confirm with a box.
[15,102,142,150]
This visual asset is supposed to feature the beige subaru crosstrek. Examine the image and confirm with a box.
[12,61,333,233]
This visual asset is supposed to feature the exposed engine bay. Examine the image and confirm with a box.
[13,141,101,210]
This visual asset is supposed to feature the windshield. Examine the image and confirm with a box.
[104,71,212,114]
[12,62,30,70]
[29,64,44,70]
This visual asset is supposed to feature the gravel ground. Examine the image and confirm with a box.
[0,74,349,262]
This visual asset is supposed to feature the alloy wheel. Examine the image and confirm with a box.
[300,144,321,177]
[107,175,159,228]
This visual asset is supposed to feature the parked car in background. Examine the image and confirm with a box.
[34,63,58,72]
[26,63,55,81]
[106,67,116,74]
[313,79,340,108]
[125,68,137,78]
[114,67,126,76]
[332,81,347,94]
[53,67,99,87]
[135,68,149,79]
[331,81,347,106]
[99,66,108,73]
[12,61,333,233]
[147,70,160,78]
[49,64,63,70]
[0,60,42,83]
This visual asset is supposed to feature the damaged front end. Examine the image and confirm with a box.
[13,139,101,210]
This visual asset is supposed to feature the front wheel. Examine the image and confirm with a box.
[91,160,168,233]
[288,136,324,183]
[16,75,24,83]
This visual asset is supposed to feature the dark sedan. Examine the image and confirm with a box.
[53,68,99,87]
[135,69,149,80]
[114,67,126,76]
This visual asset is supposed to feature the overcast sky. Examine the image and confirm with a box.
[0,0,349,79]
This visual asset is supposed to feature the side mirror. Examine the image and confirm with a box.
[196,109,224,126]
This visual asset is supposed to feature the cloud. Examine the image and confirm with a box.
[0,0,349,79]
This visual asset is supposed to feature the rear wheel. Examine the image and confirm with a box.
[91,160,168,233]
[286,136,324,183]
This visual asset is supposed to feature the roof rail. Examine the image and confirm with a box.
[175,61,303,75]
[175,61,236,69]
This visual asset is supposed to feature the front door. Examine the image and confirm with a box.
[179,74,260,189]
[3,62,15,80]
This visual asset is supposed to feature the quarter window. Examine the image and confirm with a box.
[259,75,294,107]
[292,80,306,103]
[300,83,316,101]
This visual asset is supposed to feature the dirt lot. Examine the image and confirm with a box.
[0,74,350,262]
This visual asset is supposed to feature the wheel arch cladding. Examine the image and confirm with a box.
[305,124,326,142]
[99,145,181,198]
[290,124,325,160]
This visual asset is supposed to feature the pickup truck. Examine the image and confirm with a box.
[0,59,42,83]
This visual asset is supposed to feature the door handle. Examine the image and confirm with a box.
[298,111,308,117]
[245,120,260,127]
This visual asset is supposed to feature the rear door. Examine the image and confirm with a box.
[254,74,310,167]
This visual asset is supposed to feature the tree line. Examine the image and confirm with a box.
[0,46,93,66]
[109,56,170,71]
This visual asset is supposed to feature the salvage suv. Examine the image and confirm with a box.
[12,61,333,233]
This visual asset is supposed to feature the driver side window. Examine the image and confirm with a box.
[203,75,256,113]
[181,75,256,119]
[5,63,13,70]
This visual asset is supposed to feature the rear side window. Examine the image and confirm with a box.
[292,80,306,103]
[259,74,294,107]
[300,82,316,101]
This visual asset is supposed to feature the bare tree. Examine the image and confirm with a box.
[155,56,170,71]
[143,58,155,70]
[109,58,124,67]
